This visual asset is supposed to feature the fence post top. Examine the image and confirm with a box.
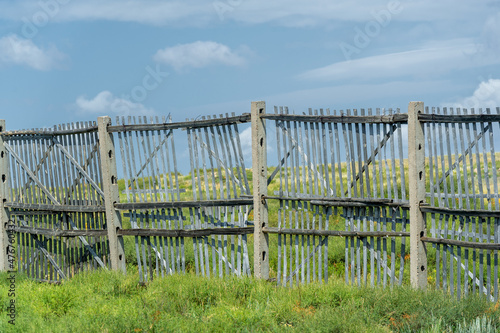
[97,116,112,125]
[409,101,424,107]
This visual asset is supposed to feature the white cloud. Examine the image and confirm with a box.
[75,91,155,116]
[214,0,492,26]
[153,41,246,71]
[299,39,499,82]
[481,12,500,55]
[0,34,66,70]
[239,124,273,165]
[0,1,210,26]
[239,126,253,161]
[445,79,500,110]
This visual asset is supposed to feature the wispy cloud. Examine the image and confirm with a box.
[298,39,498,82]
[444,79,500,110]
[153,41,246,71]
[0,34,66,70]
[75,91,155,116]
[215,0,494,26]
[481,12,500,55]
[2,0,491,27]
[0,1,210,26]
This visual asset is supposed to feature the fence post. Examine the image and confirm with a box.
[252,101,269,280]
[408,101,427,289]
[0,120,10,272]
[98,116,126,274]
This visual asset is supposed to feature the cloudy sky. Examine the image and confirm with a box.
[0,0,499,131]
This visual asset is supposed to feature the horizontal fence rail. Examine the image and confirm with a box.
[1,102,499,303]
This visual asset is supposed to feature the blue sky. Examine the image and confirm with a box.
[0,0,499,132]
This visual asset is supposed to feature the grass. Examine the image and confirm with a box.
[1,269,499,332]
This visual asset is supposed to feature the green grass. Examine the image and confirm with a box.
[1,269,499,332]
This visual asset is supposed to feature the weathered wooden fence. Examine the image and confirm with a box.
[110,114,253,283]
[0,122,109,283]
[1,102,500,301]
[258,105,409,287]
[417,106,500,301]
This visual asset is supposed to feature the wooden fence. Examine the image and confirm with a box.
[1,102,500,301]
[110,114,252,283]
[418,106,500,301]
[0,121,108,282]
[258,105,409,287]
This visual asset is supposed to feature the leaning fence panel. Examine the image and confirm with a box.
[422,106,500,301]
[264,107,409,287]
[114,115,185,282]
[1,122,109,282]
[113,114,252,282]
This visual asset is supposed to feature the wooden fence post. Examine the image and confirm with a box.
[252,101,269,279]
[98,116,126,274]
[0,120,10,272]
[408,101,427,289]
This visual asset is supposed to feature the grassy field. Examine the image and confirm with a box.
[1,269,499,332]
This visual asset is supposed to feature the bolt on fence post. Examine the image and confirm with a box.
[0,120,10,272]
[98,116,126,274]
[252,101,269,280]
[408,101,427,289]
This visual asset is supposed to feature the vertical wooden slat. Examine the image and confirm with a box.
[303,111,313,283]
[210,122,224,276]
[311,110,319,283]
[367,109,376,286]
[429,107,441,289]
[291,112,300,285]
[299,119,311,284]
[333,109,344,197]
[201,118,216,276]
[387,108,396,285]
[449,108,462,298]
[397,108,407,286]
[381,113,389,288]
[284,108,291,285]
[375,108,383,286]
[456,109,470,296]
[470,109,485,297]
[189,125,204,276]
[74,124,86,273]
[293,115,305,284]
